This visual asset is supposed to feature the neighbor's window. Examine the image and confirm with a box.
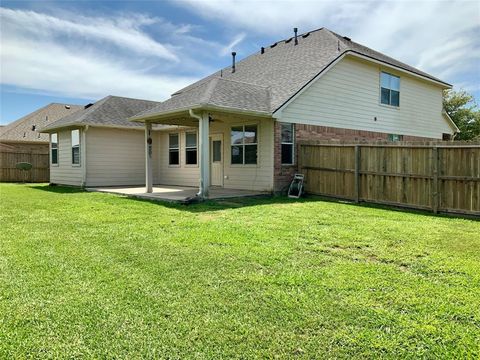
[380,72,400,107]
[388,134,403,141]
[185,131,197,165]
[231,124,258,165]
[71,129,80,165]
[281,123,294,165]
[169,133,179,165]
[51,133,58,165]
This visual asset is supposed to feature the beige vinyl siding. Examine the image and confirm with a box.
[280,55,451,139]
[156,117,274,192]
[85,127,151,187]
[157,130,200,187]
[212,117,274,191]
[50,129,83,186]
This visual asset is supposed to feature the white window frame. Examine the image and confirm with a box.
[380,71,400,108]
[280,123,295,165]
[184,131,198,166]
[230,124,259,166]
[51,133,58,166]
[168,133,180,167]
[71,129,81,166]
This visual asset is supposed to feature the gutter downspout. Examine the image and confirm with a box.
[189,109,204,198]
[81,125,89,187]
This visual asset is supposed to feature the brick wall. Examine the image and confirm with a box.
[273,122,431,192]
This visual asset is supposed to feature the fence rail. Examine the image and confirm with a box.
[0,151,49,182]
[298,142,480,216]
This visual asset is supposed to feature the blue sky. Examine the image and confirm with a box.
[1,0,479,124]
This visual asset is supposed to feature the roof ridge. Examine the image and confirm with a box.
[106,95,161,103]
[74,96,111,124]
[200,77,220,104]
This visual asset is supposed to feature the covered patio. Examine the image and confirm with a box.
[86,185,269,203]
[129,76,274,201]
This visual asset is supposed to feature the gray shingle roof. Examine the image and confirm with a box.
[133,27,450,121]
[132,77,271,119]
[0,103,83,143]
[41,96,162,132]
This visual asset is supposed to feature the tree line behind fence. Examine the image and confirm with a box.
[298,141,480,216]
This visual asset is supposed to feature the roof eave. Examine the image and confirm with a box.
[347,51,452,88]
[443,111,460,133]
[130,104,272,123]
[0,139,49,144]
[40,123,86,133]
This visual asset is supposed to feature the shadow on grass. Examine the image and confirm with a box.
[27,184,479,220]
[28,184,86,194]
[123,192,480,220]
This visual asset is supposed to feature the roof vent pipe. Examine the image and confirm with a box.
[231,51,236,73]
[294,27,298,45]
[261,47,265,54]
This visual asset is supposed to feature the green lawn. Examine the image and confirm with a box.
[0,183,479,359]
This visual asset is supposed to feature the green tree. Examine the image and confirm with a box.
[443,90,480,141]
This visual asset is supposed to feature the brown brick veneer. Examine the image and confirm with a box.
[273,122,432,192]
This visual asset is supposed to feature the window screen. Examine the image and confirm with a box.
[51,133,58,165]
[71,130,80,165]
[380,72,400,107]
[185,132,197,165]
[231,125,257,165]
[281,123,294,165]
[169,133,179,165]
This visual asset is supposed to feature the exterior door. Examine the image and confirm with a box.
[210,134,223,186]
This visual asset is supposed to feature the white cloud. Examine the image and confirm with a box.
[0,7,179,61]
[173,0,480,93]
[0,7,215,101]
[0,37,195,100]
[220,33,246,56]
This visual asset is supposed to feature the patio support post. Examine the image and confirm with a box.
[198,111,210,198]
[145,122,153,193]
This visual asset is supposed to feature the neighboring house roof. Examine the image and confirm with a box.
[0,103,83,143]
[133,27,450,121]
[41,96,162,132]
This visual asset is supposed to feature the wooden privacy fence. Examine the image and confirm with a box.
[0,151,49,182]
[298,142,480,216]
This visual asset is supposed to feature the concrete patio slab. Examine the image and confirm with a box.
[86,185,270,203]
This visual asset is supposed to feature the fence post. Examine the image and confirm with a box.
[354,145,360,203]
[432,146,439,213]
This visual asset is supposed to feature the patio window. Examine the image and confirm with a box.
[231,124,257,165]
[380,72,400,107]
[51,133,58,165]
[169,133,179,165]
[281,123,294,165]
[185,131,197,165]
[71,129,80,165]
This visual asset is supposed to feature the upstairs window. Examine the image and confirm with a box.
[169,133,179,165]
[380,72,400,107]
[231,125,258,165]
[185,132,197,165]
[51,133,58,165]
[71,129,80,165]
[281,123,294,165]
